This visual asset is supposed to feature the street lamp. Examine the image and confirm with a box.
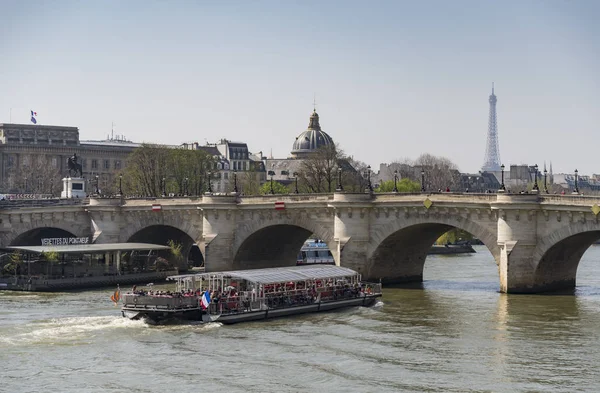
[392,169,398,193]
[233,170,238,193]
[118,174,123,196]
[500,164,506,191]
[532,164,539,192]
[207,172,213,193]
[184,177,188,196]
[573,169,579,194]
[293,172,299,194]
[95,175,99,195]
[421,169,425,192]
[268,165,275,195]
[364,165,373,192]
[336,167,343,191]
[161,177,166,197]
[543,168,548,194]
[25,177,28,193]
[50,178,54,197]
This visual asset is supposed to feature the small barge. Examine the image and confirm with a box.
[121,265,382,324]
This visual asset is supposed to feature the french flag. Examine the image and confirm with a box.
[200,291,211,309]
[30,110,37,124]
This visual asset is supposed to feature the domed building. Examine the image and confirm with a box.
[290,109,335,159]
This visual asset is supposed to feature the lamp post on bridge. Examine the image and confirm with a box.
[161,177,166,197]
[499,164,506,192]
[95,175,99,195]
[573,169,579,194]
[364,165,373,193]
[207,172,213,193]
[293,172,299,194]
[118,174,123,196]
[392,169,398,193]
[184,177,189,196]
[420,170,425,192]
[532,164,539,192]
[543,168,548,194]
[24,177,28,193]
[336,167,343,191]
[268,165,275,195]
[50,178,53,197]
[232,170,238,193]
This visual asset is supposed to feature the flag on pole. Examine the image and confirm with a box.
[200,291,211,309]
[110,285,121,304]
[30,110,37,124]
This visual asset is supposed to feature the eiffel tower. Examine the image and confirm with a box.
[481,83,501,172]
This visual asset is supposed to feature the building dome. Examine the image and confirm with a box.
[291,110,334,158]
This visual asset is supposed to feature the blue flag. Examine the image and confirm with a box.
[30,116,37,124]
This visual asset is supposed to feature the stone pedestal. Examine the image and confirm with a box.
[61,177,86,199]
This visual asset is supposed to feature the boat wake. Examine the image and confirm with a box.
[0,316,146,346]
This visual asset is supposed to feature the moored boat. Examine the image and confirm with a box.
[296,239,335,265]
[121,265,382,324]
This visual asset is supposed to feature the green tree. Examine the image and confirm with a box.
[375,178,421,193]
[260,180,289,195]
[3,251,23,276]
[436,229,474,245]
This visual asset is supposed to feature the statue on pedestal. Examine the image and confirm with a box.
[67,153,83,178]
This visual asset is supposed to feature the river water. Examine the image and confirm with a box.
[2,245,600,393]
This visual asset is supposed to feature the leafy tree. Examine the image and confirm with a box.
[436,229,474,245]
[259,180,289,195]
[375,178,421,193]
[3,251,23,276]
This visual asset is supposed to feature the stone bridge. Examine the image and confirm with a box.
[2,192,600,294]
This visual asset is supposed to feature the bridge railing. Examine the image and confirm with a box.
[0,197,89,209]
[539,194,600,206]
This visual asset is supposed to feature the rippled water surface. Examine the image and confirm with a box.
[2,245,600,392]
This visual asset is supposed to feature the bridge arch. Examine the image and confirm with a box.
[126,225,204,269]
[232,215,334,270]
[366,214,500,284]
[533,222,600,291]
[5,224,89,246]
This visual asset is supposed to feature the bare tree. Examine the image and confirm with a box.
[5,154,61,194]
[413,154,461,191]
[298,144,343,193]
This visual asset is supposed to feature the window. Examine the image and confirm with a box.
[82,159,87,169]
[52,157,58,168]
[224,173,229,180]
[114,160,121,170]
[91,160,98,169]
[104,160,110,169]
[7,156,14,168]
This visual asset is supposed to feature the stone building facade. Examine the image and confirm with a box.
[0,123,138,194]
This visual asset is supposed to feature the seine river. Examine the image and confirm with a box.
[2,245,600,393]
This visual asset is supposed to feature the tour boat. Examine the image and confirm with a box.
[296,240,335,265]
[121,265,382,324]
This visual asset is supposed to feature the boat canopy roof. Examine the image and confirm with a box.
[169,265,359,285]
[6,242,171,254]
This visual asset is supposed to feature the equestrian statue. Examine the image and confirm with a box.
[67,153,83,177]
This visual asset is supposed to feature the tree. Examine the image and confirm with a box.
[298,144,344,193]
[123,145,214,197]
[167,240,182,271]
[259,180,289,194]
[341,156,369,192]
[413,154,461,191]
[4,154,61,194]
[375,178,421,193]
[3,251,23,277]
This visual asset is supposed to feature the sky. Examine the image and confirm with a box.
[1,0,599,175]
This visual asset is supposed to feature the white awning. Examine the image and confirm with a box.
[6,243,171,254]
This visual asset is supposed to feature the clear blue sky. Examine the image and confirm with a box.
[1,0,598,174]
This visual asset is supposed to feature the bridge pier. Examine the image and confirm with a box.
[201,194,237,272]
[495,194,574,293]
